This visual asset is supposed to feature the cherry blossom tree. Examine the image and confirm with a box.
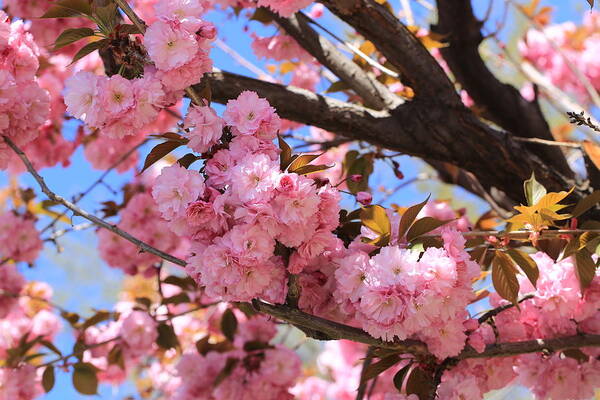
[2,0,600,399]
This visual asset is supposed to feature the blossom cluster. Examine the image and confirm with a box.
[0,278,61,399]
[519,11,600,105]
[334,227,480,359]
[63,0,214,139]
[0,11,50,169]
[152,91,342,304]
[98,189,182,276]
[172,312,301,400]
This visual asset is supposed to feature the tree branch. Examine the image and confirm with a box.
[320,0,459,104]
[271,10,399,110]
[4,136,185,267]
[9,134,600,364]
[432,0,573,178]
[200,70,575,202]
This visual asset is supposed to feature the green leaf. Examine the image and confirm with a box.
[393,364,411,391]
[60,311,80,326]
[287,154,322,173]
[93,3,118,32]
[571,191,600,217]
[163,275,197,290]
[135,297,152,309]
[40,340,62,357]
[118,24,143,35]
[54,28,95,50]
[214,357,239,387]
[360,205,391,236]
[346,154,374,194]
[360,354,400,384]
[70,39,108,65]
[161,293,191,305]
[398,195,430,240]
[506,249,539,288]
[405,367,434,399]
[40,0,92,18]
[141,140,184,173]
[492,252,520,305]
[523,172,547,206]
[250,7,274,24]
[156,323,179,350]
[42,366,55,393]
[80,310,111,330]
[292,164,334,176]
[107,345,125,369]
[575,249,597,292]
[406,217,452,242]
[243,341,273,352]
[325,80,351,93]
[220,309,238,342]
[72,363,98,395]
[278,135,293,171]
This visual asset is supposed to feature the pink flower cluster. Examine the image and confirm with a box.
[0,212,43,264]
[0,279,61,399]
[98,191,181,275]
[334,228,480,359]
[64,71,167,139]
[143,0,214,91]
[83,302,158,384]
[251,33,314,63]
[151,91,342,303]
[0,12,50,169]
[256,0,314,17]
[519,12,600,105]
[172,313,301,400]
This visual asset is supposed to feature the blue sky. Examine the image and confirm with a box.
[0,1,596,398]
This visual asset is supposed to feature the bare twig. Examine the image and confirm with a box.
[5,137,185,267]
[477,294,534,324]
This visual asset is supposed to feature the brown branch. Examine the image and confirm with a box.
[271,10,399,110]
[432,0,573,178]
[320,0,459,104]
[5,136,186,267]
[251,300,429,354]
[457,334,600,359]
[477,294,535,324]
[9,133,600,363]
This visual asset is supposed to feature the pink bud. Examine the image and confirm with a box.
[308,4,324,18]
[356,191,372,205]
[350,174,363,182]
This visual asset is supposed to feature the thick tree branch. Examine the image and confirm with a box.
[320,0,459,104]
[271,10,399,110]
[200,70,575,202]
[432,0,573,178]
[10,136,600,363]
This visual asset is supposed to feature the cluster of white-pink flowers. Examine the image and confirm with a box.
[172,312,301,400]
[63,0,214,139]
[150,90,342,303]
[334,227,480,359]
[0,279,61,399]
[0,11,50,169]
[98,189,182,276]
[519,11,600,105]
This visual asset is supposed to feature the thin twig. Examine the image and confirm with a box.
[477,293,534,324]
[114,0,146,33]
[40,139,148,235]
[512,137,582,148]
[37,336,121,368]
[5,137,185,267]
